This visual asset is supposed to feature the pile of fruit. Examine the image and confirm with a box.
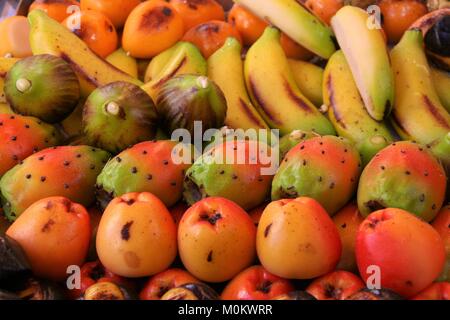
[0,0,449,301]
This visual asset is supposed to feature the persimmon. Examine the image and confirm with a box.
[122,0,184,58]
[169,0,225,31]
[80,0,141,29]
[29,0,79,23]
[62,10,118,58]
[228,4,313,59]
[379,0,428,43]
[304,0,344,25]
[0,16,32,58]
[182,20,242,58]
[6,197,91,281]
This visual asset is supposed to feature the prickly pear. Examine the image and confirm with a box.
[96,140,192,208]
[0,145,110,220]
[0,114,60,176]
[272,136,361,215]
[357,141,447,222]
[184,140,274,210]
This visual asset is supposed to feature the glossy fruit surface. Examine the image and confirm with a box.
[356,208,446,297]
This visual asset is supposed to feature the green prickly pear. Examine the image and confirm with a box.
[184,140,275,210]
[357,141,447,222]
[272,136,362,215]
[0,145,110,220]
[96,140,192,208]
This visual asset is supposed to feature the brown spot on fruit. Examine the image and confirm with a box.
[41,219,55,233]
[124,251,140,268]
[264,223,272,238]
[121,221,134,240]
[365,200,385,212]
[207,250,213,262]
[257,281,272,294]
[140,6,174,31]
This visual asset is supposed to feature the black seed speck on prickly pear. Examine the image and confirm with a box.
[147,174,152,180]
[63,161,70,166]
[321,150,325,155]
[232,174,238,180]
[11,136,17,141]
[424,171,429,177]
[381,166,385,170]
[90,164,95,170]
[142,150,147,155]
[420,194,425,202]
[341,159,346,164]
[64,183,69,189]
[219,170,225,174]
[300,145,305,150]
[405,171,411,175]
[40,176,46,182]
[10,116,15,119]
[432,204,436,210]
[26,174,31,179]
[12,155,18,161]
[76,154,82,158]
[207,251,213,262]
[303,159,307,166]
[91,148,96,152]
[131,167,138,174]
[171,182,176,186]
[163,160,169,165]
[330,182,335,189]
[25,124,30,129]
[318,176,323,182]
[38,156,44,161]
[258,177,263,182]
[0,122,3,126]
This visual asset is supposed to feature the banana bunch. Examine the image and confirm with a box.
[323,50,394,165]
[207,38,268,130]
[390,29,450,145]
[244,27,336,136]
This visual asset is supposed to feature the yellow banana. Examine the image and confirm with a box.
[106,48,138,79]
[288,59,324,107]
[208,37,268,130]
[244,27,335,136]
[431,67,450,113]
[28,10,142,97]
[331,6,394,121]
[390,30,450,144]
[141,42,206,102]
[323,50,394,164]
[234,0,336,59]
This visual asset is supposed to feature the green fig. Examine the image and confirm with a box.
[82,81,158,154]
[4,54,80,123]
[156,75,227,138]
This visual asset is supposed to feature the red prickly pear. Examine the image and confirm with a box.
[272,136,362,215]
[96,140,193,208]
[357,141,447,222]
[0,145,110,221]
[0,114,60,176]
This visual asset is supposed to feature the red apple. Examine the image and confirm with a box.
[412,282,450,300]
[356,208,446,297]
[140,268,199,300]
[306,270,365,300]
[221,265,294,300]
